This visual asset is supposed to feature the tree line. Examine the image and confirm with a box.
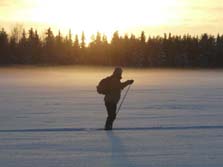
[0,27,223,67]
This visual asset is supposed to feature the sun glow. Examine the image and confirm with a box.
[1,0,223,38]
[27,0,181,36]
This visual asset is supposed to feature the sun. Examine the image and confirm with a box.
[28,0,181,38]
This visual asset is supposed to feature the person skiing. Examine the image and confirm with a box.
[100,67,134,130]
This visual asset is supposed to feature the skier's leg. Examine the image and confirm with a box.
[105,103,113,130]
[105,102,116,130]
[110,104,117,129]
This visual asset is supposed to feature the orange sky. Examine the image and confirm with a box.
[0,0,222,38]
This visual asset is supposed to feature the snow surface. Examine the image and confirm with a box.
[0,66,223,167]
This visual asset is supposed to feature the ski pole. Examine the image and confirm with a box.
[116,85,131,114]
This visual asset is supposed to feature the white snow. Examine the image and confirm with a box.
[0,66,223,167]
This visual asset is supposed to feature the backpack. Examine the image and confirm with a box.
[97,76,111,95]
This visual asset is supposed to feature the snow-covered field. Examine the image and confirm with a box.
[0,66,223,167]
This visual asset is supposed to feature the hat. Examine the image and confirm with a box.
[113,67,123,78]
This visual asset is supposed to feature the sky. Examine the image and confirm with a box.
[0,0,223,39]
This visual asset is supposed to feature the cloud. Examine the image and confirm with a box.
[174,0,223,27]
[0,0,32,9]
[0,0,11,6]
[188,0,223,13]
[0,0,19,7]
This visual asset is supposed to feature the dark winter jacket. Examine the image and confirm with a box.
[104,75,129,104]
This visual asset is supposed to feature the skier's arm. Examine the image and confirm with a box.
[121,80,134,89]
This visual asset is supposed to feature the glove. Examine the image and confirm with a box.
[127,80,134,85]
